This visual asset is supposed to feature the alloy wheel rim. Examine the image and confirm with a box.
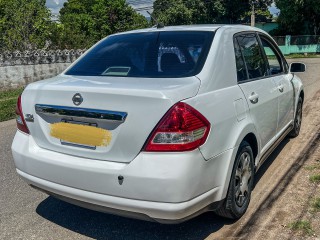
[296,103,302,131]
[235,152,252,208]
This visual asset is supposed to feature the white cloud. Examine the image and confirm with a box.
[268,2,280,16]
[127,0,155,17]
[46,0,67,15]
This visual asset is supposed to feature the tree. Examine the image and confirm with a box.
[275,0,320,35]
[0,0,53,51]
[241,9,273,24]
[152,0,272,25]
[54,0,149,49]
[153,0,211,25]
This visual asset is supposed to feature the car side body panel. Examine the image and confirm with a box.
[291,74,304,110]
[184,86,260,200]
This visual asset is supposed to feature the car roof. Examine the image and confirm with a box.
[112,24,265,36]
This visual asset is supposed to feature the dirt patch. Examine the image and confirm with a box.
[207,90,320,240]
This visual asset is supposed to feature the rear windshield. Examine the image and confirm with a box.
[65,31,214,78]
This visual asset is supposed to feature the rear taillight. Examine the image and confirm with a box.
[16,95,29,134]
[143,102,210,152]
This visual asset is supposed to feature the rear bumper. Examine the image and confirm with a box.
[12,130,234,221]
[19,169,222,223]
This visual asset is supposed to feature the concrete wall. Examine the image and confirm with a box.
[0,63,71,89]
[0,49,85,89]
[270,35,320,55]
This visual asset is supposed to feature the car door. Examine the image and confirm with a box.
[258,34,294,134]
[234,33,278,153]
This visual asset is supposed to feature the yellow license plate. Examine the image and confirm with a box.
[50,122,112,147]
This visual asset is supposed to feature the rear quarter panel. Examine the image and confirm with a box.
[184,86,258,160]
[184,26,261,197]
[192,26,260,160]
[184,86,259,200]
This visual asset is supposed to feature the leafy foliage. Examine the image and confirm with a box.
[53,0,149,49]
[275,0,320,35]
[0,0,53,51]
[152,0,272,25]
[241,9,273,24]
[0,0,149,50]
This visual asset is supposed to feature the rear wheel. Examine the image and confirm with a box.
[215,141,254,219]
[288,96,303,138]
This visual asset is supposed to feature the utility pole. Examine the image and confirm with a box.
[251,1,255,27]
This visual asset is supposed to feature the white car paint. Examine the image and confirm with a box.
[20,75,200,163]
[11,25,304,223]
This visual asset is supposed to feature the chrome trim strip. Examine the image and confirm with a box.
[61,140,96,150]
[35,104,127,122]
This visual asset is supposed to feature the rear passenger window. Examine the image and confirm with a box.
[236,34,268,79]
[234,39,248,82]
[260,37,284,75]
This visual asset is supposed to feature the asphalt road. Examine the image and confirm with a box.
[0,58,319,240]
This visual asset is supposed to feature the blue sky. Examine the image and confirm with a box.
[46,0,279,17]
[269,2,280,16]
[46,0,67,15]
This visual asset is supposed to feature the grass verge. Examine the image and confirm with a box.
[285,53,320,59]
[311,197,320,212]
[0,88,23,122]
[288,220,314,235]
[0,98,18,122]
[304,164,320,171]
[309,174,320,183]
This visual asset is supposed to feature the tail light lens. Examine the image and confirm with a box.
[16,95,29,134]
[143,102,210,152]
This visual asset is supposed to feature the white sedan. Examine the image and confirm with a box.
[12,25,305,223]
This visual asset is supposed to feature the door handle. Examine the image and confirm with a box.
[278,84,284,93]
[248,92,259,104]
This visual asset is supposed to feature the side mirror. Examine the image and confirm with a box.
[290,62,306,73]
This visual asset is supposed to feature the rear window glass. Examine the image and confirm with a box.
[236,34,268,79]
[65,31,214,78]
[234,39,248,82]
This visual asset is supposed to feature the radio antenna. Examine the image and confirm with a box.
[147,11,164,29]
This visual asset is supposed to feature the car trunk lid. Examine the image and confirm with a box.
[21,75,200,163]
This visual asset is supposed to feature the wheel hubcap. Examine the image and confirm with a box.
[235,152,252,207]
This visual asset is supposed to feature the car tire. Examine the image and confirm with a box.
[288,96,303,138]
[215,141,254,219]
